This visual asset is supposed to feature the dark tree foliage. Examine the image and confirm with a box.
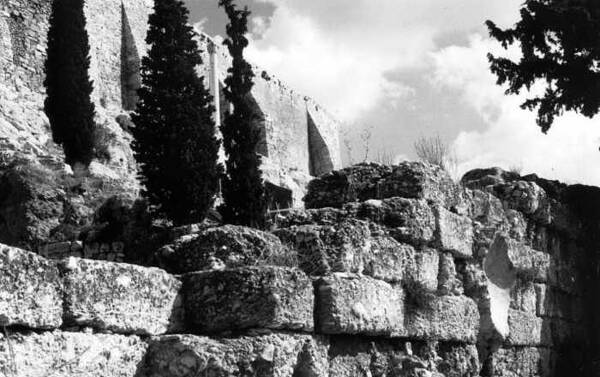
[486,0,600,133]
[218,0,267,229]
[131,0,222,226]
[44,0,96,167]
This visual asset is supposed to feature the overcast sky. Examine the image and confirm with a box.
[184,0,600,185]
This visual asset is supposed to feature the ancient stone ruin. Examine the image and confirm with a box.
[1,161,598,376]
[0,0,341,208]
[1,0,599,376]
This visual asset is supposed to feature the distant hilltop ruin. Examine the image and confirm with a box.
[0,0,341,207]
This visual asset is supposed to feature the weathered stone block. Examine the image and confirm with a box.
[491,235,551,282]
[405,295,479,343]
[304,163,393,209]
[352,197,437,245]
[0,244,62,329]
[61,257,183,335]
[0,330,148,377]
[315,274,404,336]
[437,343,480,377]
[438,252,464,295]
[184,266,314,334]
[506,309,549,346]
[404,247,440,294]
[328,338,478,377]
[489,347,552,377]
[141,333,328,377]
[435,206,473,258]
[274,219,371,277]
[159,225,291,274]
[378,161,461,209]
[510,281,537,313]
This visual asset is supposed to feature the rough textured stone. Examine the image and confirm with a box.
[0,330,147,377]
[315,274,404,336]
[438,252,464,296]
[61,257,183,335]
[492,235,551,282]
[378,161,462,209]
[159,225,292,274]
[405,295,480,343]
[276,219,435,286]
[506,309,548,346]
[304,163,393,208]
[487,347,552,377]
[437,343,480,377]
[274,219,371,277]
[352,197,437,245]
[0,244,62,329]
[435,206,473,258]
[140,333,328,377]
[184,266,314,334]
[510,281,536,313]
[328,338,478,377]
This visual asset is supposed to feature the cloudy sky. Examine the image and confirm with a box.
[184,0,600,185]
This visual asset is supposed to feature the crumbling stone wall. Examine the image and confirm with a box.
[2,161,595,376]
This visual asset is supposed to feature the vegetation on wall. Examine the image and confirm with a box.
[486,0,600,132]
[44,0,96,167]
[131,0,222,226]
[218,0,267,229]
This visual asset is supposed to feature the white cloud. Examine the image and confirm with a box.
[245,0,522,122]
[431,35,600,185]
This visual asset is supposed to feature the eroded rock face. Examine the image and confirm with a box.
[0,330,148,377]
[184,266,314,334]
[140,333,328,377]
[0,244,62,329]
[60,257,183,335]
[158,225,292,274]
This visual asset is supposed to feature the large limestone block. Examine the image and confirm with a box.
[488,347,553,377]
[304,163,393,209]
[276,219,438,287]
[405,296,480,343]
[378,161,462,209]
[506,309,549,346]
[140,333,328,377]
[352,197,437,245]
[0,330,147,377]
[491,235,551,282]
[435,206,473,258]
[315,274,404,336]
[184,266,314,333]
[274,219,372,276]
[328,337,478,377]
[159,225,291,274]
[61,257,183,335]
[0,244,62,329]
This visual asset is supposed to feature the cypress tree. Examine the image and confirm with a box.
[218,0,267,229]
[44,0,96,167]
[131,0,222,226]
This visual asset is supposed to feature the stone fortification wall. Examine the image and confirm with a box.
[195,33,342,206]
[1,161,597,376]
[0,0,152,177]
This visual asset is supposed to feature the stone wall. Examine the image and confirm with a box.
[0,0,151,181]
[195,33,342,207]
[0,2,341,209]
[2,161,597,376]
